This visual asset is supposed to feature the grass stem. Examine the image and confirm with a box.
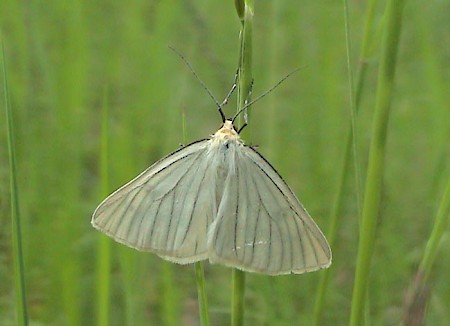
[231,1,253,325]
[349,0,406,324]
[312,0,379,322]
[195,263,210,326]
[231,270,246,326]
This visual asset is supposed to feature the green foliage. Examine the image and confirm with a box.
[0,0,448,325]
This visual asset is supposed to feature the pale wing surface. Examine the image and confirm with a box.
[92,140,216,263]
[209,146,332,275]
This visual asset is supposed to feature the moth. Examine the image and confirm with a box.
[92,74,331,275]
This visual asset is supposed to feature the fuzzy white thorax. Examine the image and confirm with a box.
[211,120,241,143]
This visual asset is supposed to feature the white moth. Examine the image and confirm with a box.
[92,118,332,275]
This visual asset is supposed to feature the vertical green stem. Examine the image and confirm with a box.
[232,1,253,326]
[195,263,210,326]
[96,87,111,326]
[2,43,29,326]
[161,262,178,326]
[349,0,405,325]
[231,270,246,326]
[312,0,379,323]
[235,0,253,129]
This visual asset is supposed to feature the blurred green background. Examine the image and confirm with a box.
[1,0,449,325]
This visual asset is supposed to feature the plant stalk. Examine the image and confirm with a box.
[312,0,380,322]
[349,0,406,324]
[232,1,253,326]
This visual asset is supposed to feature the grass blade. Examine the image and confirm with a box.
[96,87,111,326]
[403,179,450,325]
[419,179,450,287]
[2,41,29,326]
[343,0,362,219]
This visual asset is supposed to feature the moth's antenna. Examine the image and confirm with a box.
[232,66,307,124]
[220,68,238,109]
[169,46,226,122]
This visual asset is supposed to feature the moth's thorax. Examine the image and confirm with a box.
[211,120,241,144]
[207,120,243,174]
